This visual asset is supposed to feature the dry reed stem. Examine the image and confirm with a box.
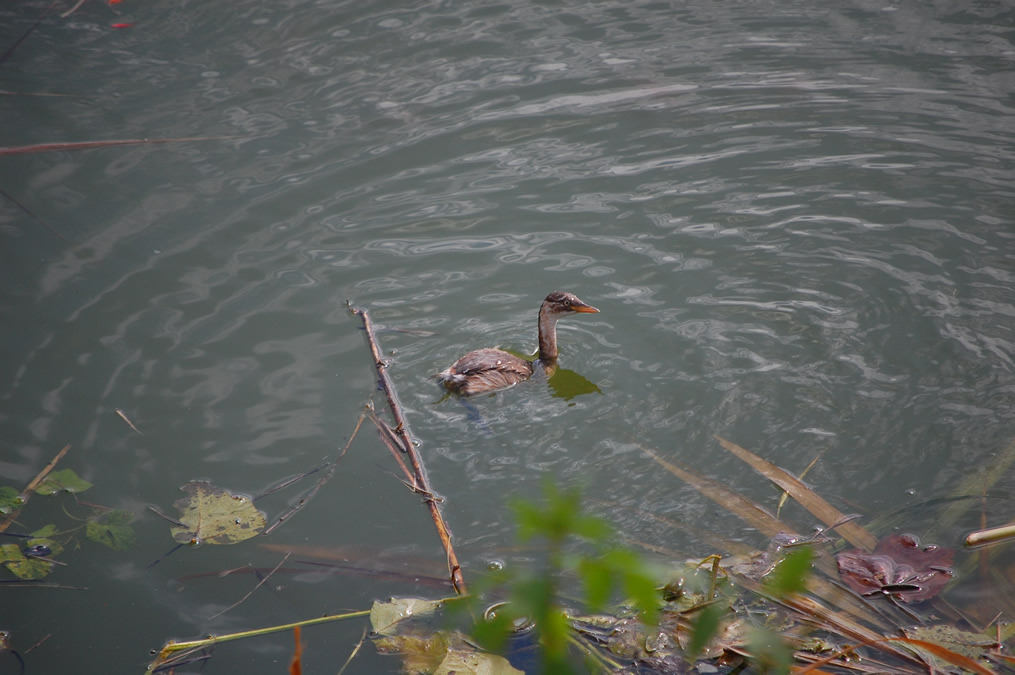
[0,444,71,534]
[352,306,466,594]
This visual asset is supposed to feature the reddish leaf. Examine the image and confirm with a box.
[111,23,133,28]
[836,533,954,603]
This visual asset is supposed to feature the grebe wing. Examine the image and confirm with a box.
[441,348,533,395]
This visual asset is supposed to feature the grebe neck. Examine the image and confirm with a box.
[537,305,561,362]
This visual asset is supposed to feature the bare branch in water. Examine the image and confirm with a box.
[0,444,71,534]
[0,0,58,66]
[352,305,467,595]
[261,403,368,535]
[0,136,244,156]
[207,552,291,620]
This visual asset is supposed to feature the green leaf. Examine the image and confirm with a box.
[620,564,660,628]
[764,546,814,598]
[686,603,724,662]
[472,608,515,654]
[907,624,997,662]
[169,481,265,545]
[0,543,53,580]
[27,535,62,558]
[572,513,612,542]
[746,626,793,674]
[0,486,21,515]
[579,557,613,611]
[369,597,443,636]
[86,509,136,551]
[512,482,586,545]
[31,524,59,538]
[512,576,554,621]
[512,501,544,543]
[34,469,92,495]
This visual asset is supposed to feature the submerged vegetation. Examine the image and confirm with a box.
[3,305,1015,674]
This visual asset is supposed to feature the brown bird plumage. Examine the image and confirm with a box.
[438,291,599,396]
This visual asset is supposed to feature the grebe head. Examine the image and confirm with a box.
[541,291,600,316]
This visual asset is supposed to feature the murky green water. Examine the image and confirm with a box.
[2,0,1014,672]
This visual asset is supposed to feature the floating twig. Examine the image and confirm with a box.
[351,305,466,594]
[336,626,368,675]
[254,463,328,502]
[0,444,71,534]
[114,408,144,435]
[261,404,368,535]
[207,552,291,620]
[0,0,57,65]
[0,188,70,243]
[714,435,878,551]
[151,608,372,665]
[145,505,186,528]
[965,521,1015,548]
[58,0,88,19]
[0,136,243,156]
[775,450,824,519]
[367,405,415,487]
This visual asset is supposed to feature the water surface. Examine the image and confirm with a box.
[2,0,1014,672]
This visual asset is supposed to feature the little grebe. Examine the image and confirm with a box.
[438,291,599,395]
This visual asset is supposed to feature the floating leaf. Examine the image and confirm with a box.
[686,603,725,662]
[887,635,995,675]
[87,509,136,551]
[370,597,443,636]
[434,648,523,675]
[0,486,21,515]
[32,523,59,538]
[34,468,92,495]
[905,625,996,662]
[836,533,954,603]
[374,633,451,673]
[169,481,265,545]
[714,436,878,551]
[0,541,57,580]
[764,546,814,598]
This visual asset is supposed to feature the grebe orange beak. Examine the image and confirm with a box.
[571,302,600,313]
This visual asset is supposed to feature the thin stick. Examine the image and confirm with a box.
[966,521,1015,548]
[115,408,144,435]
[0,0,57,65]
[336,626,369,675]
[0,444,71,534]
[0,188,70,243]
[58,0,87,19]
[207,552,291,620]
[152,609,372,661]
[367,406,415,486]
[262,405,368,535]
[352,305,466,595]
[0,136,243,156]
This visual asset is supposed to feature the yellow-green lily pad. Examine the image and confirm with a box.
[169,481,265,545]
[35,469,92,495]
[374,633,451,674]
[32,524,59,539]
[434,649,523,675]
[370,597,443,636]
[87,509,136,551]
[906,624,997,661]
[0,486,21,515]
[0,539,59,580]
